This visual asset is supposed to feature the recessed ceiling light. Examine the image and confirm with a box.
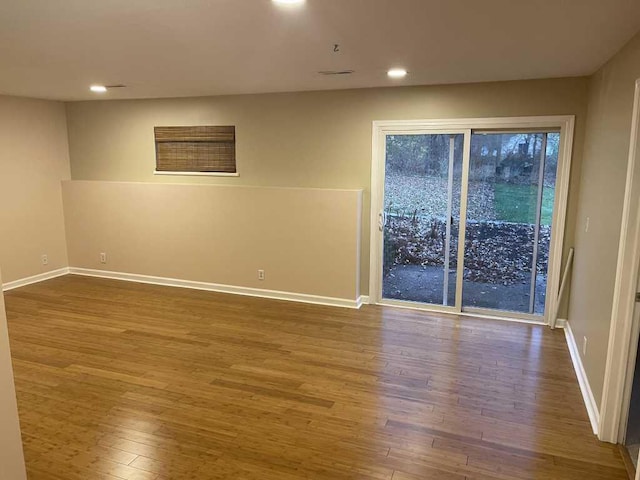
[387,68,408,79]
[90,85,107,93]
[272,0,305,5]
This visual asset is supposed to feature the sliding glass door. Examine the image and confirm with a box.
[374,119,570,322]
[463,132,559,315]
[382,133,463,307]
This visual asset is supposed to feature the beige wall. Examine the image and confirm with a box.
[568,31,640,408]
[0,96,70,284]
[62,181,362,301]
[0,269,27,480]
[66,78,589,298]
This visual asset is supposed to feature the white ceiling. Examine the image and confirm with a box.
[1,0,639,101]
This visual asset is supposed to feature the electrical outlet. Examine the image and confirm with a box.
[41,254,48,266]
[258,269,265,281]
[100,252,107,264]
[585,216,590,233]
[582,336,588,356]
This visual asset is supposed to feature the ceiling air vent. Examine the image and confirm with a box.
[318,70,354,76]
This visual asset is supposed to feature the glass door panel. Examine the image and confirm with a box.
[382,133,463,306]
[534,132,560,314]
[462,132,558,314]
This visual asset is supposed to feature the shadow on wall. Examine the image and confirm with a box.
[0,268,27,480]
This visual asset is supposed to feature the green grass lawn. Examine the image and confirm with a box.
[494,183,555,225]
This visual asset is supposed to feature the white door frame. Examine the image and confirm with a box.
[369,115,575,325]
[599,79,640,444]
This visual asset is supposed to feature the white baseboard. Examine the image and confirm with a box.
[68,268,361,309]
[356,295,370,308]
[555,318,567,328]
[2,267,70,292]
[564,320,600,435]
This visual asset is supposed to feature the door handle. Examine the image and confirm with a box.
[378,211,389,231]
[636,292,640,302]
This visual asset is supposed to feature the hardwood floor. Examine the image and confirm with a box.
[4,275,626,479]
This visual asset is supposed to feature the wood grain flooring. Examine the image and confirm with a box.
[3,275,627,479]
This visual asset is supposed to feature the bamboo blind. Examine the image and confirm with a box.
[154,126,236,173]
